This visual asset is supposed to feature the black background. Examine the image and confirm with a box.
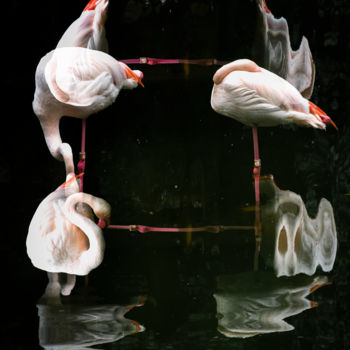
[2,0,350,349]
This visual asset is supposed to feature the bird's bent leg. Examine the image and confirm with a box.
[60,273,76,296]
[252,127,261,204]
[59,143,75,175]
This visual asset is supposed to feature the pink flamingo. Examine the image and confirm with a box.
[26,173,111,296]
[33,46,143,175]
[211,59,337,204]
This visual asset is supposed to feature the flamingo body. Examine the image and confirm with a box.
[33,47,143,170]
[211,59,332,130]
[26,174,111,277]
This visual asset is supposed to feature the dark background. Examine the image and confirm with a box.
[2,0,350,349]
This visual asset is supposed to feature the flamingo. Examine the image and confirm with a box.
[210,59,337,204]
[33,46,143,175]
[56,0,110,181]
[57,0,109,51]
[26,173,111,296]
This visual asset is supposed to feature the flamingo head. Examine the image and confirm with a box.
[92,198,111,228]
[308,101,338,130]
[119,63,144,88]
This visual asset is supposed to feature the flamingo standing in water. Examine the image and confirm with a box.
[211,59,336,204]
[26,173,111,296]
[33,46,143,175]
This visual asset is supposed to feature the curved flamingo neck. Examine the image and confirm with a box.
[213,59,261,84]
[39,117,74,175]
[64,192,105,270]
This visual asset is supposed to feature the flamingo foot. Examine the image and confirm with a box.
[60,274,76,296]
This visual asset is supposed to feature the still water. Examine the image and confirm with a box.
[3,0,350,349]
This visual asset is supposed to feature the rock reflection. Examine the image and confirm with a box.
[255,0,315,98]
[214,272,330,338]
[37,292,145,349]
[260,177,337,276]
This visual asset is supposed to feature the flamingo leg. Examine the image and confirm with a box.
[77,119,87,191]
[252,127,261,271]
[39,272,62,304]
[252,126,261,204]
[60,273,76,296]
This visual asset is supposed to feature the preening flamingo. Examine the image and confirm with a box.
[26,173,111,296]
[210,59,336,203]
[57,0,109,51]
[33,46,143,174]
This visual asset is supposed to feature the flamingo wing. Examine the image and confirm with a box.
[212,80,284,127]
[45,47,121,107]
[212,68,325,129]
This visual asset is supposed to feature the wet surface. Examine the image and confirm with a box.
[2,0,350,349]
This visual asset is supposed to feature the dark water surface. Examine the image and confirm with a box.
[2,0,350,349]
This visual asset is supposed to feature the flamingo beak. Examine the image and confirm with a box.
[124,66,144,87]
[130,319,146,334]
[58,172,84,191]
[309,101,338,130]
[83,0,102,12]
[319,114,338,130]
[328,118,339,131]
[263,0,272,14]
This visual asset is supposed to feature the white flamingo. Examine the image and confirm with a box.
[33,46,143,174]
[211,59,336,203]
[26,173,111,296]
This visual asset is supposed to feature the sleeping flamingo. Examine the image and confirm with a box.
[33,46,143,175]
[211,59,336,203]
[26,173,111,296]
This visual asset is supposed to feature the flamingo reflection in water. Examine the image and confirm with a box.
[214,176,336,338]
[26,173,111,296]
[256,0,315,99]
[211,58,337,205]
[259,176,337,277]
[214,272,331,338]
[37,293,145,349]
